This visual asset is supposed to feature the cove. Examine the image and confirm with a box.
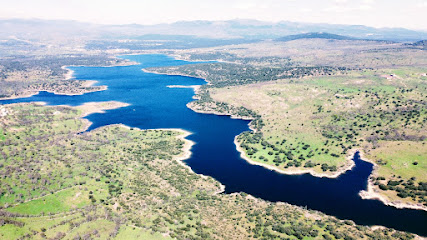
[1,54,426,236]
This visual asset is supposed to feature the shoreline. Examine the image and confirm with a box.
[7,54,423,213]
[166,85,202,96]
[62,66,75,80]
[74,101,131,118]
[0,58,135,101]
[149,65,427,212]
[165,52,236,65]
[115,125,226,195]
[0,66,107,101]
[147,65,355,178]
[159,127,227,195]
[3,54,426,237]
[166,85,200,90]
[359,178,427,212]
[61,57,140,68]
[234,136,356,178]
[124,51,222,64]
[51,83,108,96]
[357,151,427,212]
[142,68,212,85]
[234,129,427,211]
[182,94,427,234]
[0,85,108,101]
[145,60,427,212]
[0,92,39,101]
[187,102,255,121]
[74,101,131,132]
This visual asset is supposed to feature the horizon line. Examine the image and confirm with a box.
[1,17,426,32]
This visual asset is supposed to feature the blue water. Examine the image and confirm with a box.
[1,54,426,236]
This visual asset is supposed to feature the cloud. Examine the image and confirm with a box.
[359,4,373,10]
[300,8,313,13]
[323,4,373,13]
[323,6,349,12]
[234,2,257,10]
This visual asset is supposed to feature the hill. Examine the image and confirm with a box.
[276,32,356,42]
[1,19,427,42]
[0,103,414,239]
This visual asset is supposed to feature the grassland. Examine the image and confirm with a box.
[0,55,135,100]
[0,103,416,239]
[169,39,427,68]
[148,39,427,209]
[206,68,426,182]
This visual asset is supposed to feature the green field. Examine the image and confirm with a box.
[149,41,427,207]
[210,67,427,206]
[0,128,5,141]
[0,103,414,239]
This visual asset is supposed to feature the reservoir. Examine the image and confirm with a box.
[1,54,426,236]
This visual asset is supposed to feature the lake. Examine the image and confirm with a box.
[1,54,426,236]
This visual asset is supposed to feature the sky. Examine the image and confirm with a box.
[1,0,426,30]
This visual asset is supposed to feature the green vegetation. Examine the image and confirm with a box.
[148,62,347,88]
[0,103,414,239]
[169,39,427,68]
[0,55,132,99]
[151,40,427,207]
[0,128,5,141]
[213,68,426,206]
[367,141,427,204]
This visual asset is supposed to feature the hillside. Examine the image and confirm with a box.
[276,32,356,42]
[147,39,427,210]
[0,103,415,240]
[1,19,427,42]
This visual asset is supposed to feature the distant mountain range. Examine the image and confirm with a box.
[0,18,426,42]
[275,32,357,42]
